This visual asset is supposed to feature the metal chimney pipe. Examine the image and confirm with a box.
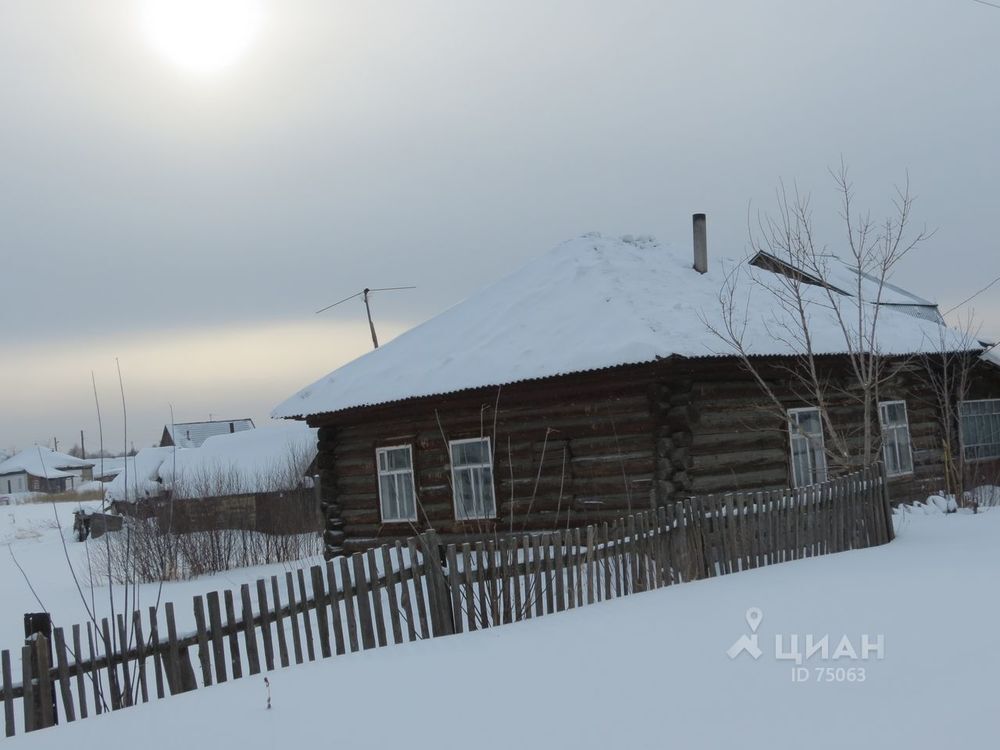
[692,213,708,274]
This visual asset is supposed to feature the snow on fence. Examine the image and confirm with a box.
[1,466,892,738]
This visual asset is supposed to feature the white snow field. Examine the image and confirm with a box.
[5,506,999,749]
[0,501,322,646]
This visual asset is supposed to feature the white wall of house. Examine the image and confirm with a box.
[1,473,28,494]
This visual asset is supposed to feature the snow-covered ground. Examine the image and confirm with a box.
[4,504,1000,748]
[0,501,322,646]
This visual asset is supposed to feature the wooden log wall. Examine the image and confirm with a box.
[313,366,662,556]
[313,356,1000,555]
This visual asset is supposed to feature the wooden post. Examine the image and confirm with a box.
[2,650,13,737]
[418,530,455,637]
[34,636,54,729]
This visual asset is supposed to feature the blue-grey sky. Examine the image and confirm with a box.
[2,0,998,454]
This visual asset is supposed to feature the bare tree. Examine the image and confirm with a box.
[708,163,932,478]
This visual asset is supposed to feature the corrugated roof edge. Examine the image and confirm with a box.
[276,347,984,421]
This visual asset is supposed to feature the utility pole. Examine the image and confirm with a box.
[80,430,85,459]
[52,437,58,453]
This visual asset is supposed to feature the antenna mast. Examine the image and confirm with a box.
[315,285,415,349]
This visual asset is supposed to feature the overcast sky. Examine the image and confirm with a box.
[1,0,998,455]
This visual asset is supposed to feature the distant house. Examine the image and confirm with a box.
[0,447,94,495]
[108,423,317,502]
[160,419,255,449]
[273,220,1000,558]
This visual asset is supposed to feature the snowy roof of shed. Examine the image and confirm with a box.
[0,447,94,478]
[273,233,979,419]
[163,419,255,449]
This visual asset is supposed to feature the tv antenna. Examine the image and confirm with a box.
[315,286,415,349]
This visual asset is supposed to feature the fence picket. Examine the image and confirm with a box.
[71,624,88,719]
[239,585,261,676]
[339,557,361,651]
[193,596,213,687]
[86,622,103,713]
[223,590,244,679]
[308,567,332,660]
[394,541,417,642]
[513,537,525,621]
[500,538,514,624]
[296,569,315,661]
[206,592,227,683]
[563,530,576,609]
[131,612,148,704]
[381,545,404,645]
[255,580,275,671]
[351,554,377,649]
[115,614,132,707]
[461,543,477,629]
[285,572,304,664]
[324,561,347,657]
[446,545,464,634]
[21,644,33,733]
[271,576,290,669]
[530,534,544,617]
[102,618,122,709]
[473,541,489,628]
[53,628,75,723]
[366,549,389,647]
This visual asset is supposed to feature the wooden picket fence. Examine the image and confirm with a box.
[1,466,892,737]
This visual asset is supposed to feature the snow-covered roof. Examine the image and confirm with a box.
[161,423,317,499]
[0,447,93,478]
[273,233,980,419]
[108,424,317,502]
[89,456,127,480]
[163,419,255,449]
[103,447,176,502]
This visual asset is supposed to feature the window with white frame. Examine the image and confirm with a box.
[788,407,828,487]
[879,401,914,477]
[376,445,417,522]
[449,438,497,520]
[960,399,1000,461]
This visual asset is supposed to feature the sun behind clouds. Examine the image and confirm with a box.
[139,0,266,74]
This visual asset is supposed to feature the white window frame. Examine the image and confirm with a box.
[788,406,828,488]
[878,400,914,478]
[375,444,418,523]
[959,399,1000,462]
[449,437,497,521]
